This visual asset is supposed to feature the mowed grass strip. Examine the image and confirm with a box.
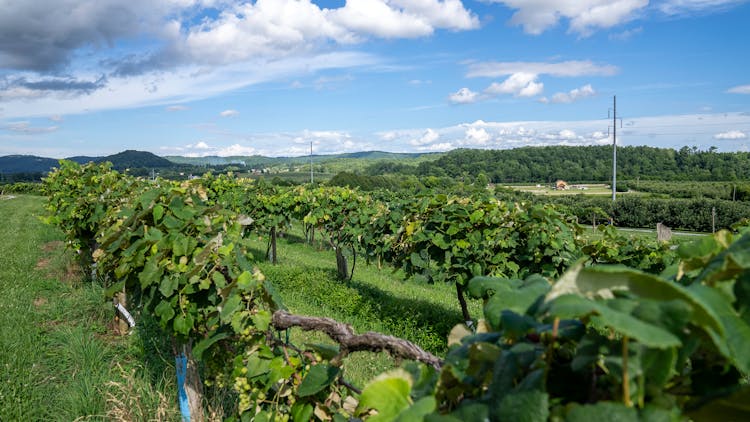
[0,195,179,421]
[245,228,482,385]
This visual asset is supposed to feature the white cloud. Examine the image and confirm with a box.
[2,121,59,134]
[714,130,747,140]
[410,128,440,145]
[216,144,258,156]
[543,84,596,104]
[0,0,480,118]
[187,141,211,149]
[658,0,746,15]
[449,87,480,104]
[220,109,239,117]
[485,73,544,97]
[166,105,188,111]
[727,84,750,94]
[183,0,478,65]
[465,127,491,144]
[609,26,643,41]
[487,0,648,35]
[466,60,618,78]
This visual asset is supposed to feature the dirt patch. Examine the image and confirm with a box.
[35,241,84,284]
[62,262,83,284]
[42,240,64,252]
[33,297,48,308]
[35,257,51,271]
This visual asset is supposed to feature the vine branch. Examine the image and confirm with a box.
[271,310,443,370]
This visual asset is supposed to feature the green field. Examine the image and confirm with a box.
[507,183,617,196]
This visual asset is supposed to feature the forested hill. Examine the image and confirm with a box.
[414,146,750,182]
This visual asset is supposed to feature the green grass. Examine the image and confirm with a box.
[245,229,482,386]
[0,195,180,421]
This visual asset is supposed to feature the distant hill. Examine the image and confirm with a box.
[0,150,175,174]
[165,151,436,167]
[66,156,100,164]
[0,155,59,174]
[103,150,175,170]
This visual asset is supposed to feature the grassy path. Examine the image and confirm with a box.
[0,196,178,421]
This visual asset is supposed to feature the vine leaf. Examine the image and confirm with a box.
[357,369,413,421]
[298,364,340,397]
[549,294,682,349]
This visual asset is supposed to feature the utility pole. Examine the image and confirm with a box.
[612,95,617,202]
[608,96,621,202]
[310,141,314,185]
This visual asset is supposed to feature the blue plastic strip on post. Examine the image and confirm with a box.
[176,353,191,422]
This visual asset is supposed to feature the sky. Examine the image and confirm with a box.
[1,0,749,158]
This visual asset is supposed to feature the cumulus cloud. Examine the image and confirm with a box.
[486,0,648,35]
[144,112,750,158]
[220,109,239,117]
[0,0,480,117]
[449,87,481,104]
[714,130,747,140]
[410,128,440,145]
[727,85,750,94]
[541,84,596,104]
[182,0,478,66]
[454,60,614,103]
[485,73,544,97]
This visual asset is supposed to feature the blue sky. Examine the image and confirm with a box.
[1,0,749,158]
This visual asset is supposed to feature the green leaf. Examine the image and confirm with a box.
[291,402,314,422]
[395,396,437,422]
[495,391,549,422]
[173,313,194,336]
[298,364,340,397]
[152,204,164,223]
[139,257,163,288]
[220,294,242,323]
[549,295,682,349]
[689,284,750,373]
[104,280,126,299]
[547,263,723,336]
[566,402,638,422]
[305,343,340,361]
[236,271,254,291]
[251,310,271,331]
[154,300,175,327]
[159,276,178,297]
[193,331,231,360]
[138,189,160,209]
[212,271,227,289]
[357,369,412,422]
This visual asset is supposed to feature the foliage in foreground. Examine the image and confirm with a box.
[42,160,750,421]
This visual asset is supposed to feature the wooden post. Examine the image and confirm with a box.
[113,291,129,335]
[176,342,204,422]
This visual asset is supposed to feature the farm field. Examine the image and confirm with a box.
[507,183,617,196]
[0,195,476,418]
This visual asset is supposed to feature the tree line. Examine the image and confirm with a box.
[402,145,750,183]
